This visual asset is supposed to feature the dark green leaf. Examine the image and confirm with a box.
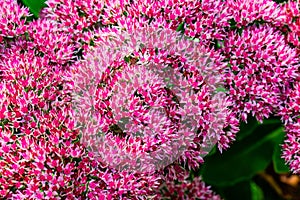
[214,181,260,200]
[253,175,286,200]
[206,145,217,157]
[21,0,47,18]
[201,126,284,186]
[219,181,252,200]
[273,143,290,173]
[236,117,259,141]
[123,11,128,17]
[215,87,227,93]
[237,117,281,141]
[250,181,264,200]
[176,22,185,33]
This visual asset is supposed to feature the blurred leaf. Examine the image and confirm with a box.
[273,144,290,173]
[271,118,290,173]
[214,181,253,200]
[237,117,281,141]
[236,117,259,141]
[253,174,286,200]
[201,126,284,187]
[176,22,185,33]
[250,181,264,200]
[213,181,263,200]
[261,118,282,125]
[215,87,228,93]
[21,0,47,18]
[206,145,218,157]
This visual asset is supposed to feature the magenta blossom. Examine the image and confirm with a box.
[221,25,299,122]
[71,21,239,175]
[0,0,30,40]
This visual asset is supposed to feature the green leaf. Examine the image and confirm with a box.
[254,175,286,200]
[214,181,263,200]
[215,87,227,93]
[124,56,130,63]
[176,22,185,33]
[216,181,253,200]
[250,181,264,200]
[206,145,217,157]
[123,11,128,17]
[273,143,290,173]
[236,117,259,141]
[261,118,282,125]
[201,126,284,187]
[237,117,281,141]
[21,0,47,18]
[229,18,237,29]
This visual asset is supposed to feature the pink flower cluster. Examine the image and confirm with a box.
[71,26,238,173]
[159,164,221,200]
[0,0,29,40]
[0,0,299,199]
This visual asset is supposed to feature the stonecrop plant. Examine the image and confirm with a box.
[0,0,299,199]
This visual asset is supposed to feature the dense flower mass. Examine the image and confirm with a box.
[222,25,299,122]
[0,0,300,199]
[0,0,30,39]
[71,25,238,174]
[282,119,300,173]
[26,19,76,66]
[280,81,300,173]
[159,164,222,200]
[280,0,300,49]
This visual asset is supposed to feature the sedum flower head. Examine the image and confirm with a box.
[0,0,30,39]
[221,25,299,122]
